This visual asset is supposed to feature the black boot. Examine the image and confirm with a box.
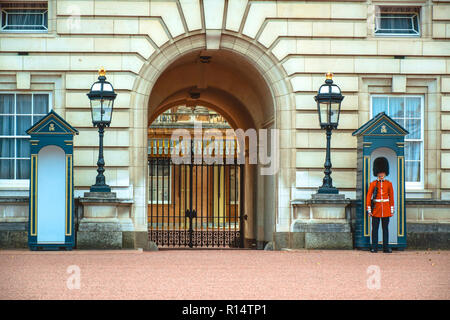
[370,247,378,253]
[381,218,391,253]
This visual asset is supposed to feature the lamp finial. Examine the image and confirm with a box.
[98,67,106,77]
[325,72,333,80]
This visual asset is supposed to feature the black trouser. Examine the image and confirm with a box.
[371,217,390,249]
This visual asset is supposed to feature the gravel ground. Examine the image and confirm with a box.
[0,249,448,300]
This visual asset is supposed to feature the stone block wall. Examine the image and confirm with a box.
[0,0,449,239]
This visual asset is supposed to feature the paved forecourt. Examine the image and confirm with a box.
[0,249,448,300]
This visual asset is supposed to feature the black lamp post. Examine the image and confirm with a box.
[314,72,344,194]
[87,68,116,192]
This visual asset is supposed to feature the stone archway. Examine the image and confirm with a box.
[130,33,294,248]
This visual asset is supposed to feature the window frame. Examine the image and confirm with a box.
[374,7,421,37]
[148,158,172,205]
[0,91,52,188]
[228,165,240,205]
[370,94,425,190]
[0,2,48,33]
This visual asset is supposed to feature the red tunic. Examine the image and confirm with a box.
[366,179,394,218]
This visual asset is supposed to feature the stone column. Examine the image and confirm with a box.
[283,194,353,250]
[77,192,133,249]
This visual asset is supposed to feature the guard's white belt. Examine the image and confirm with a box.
[374,199,389,202]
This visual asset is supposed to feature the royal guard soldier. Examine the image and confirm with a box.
[366,157,394,253]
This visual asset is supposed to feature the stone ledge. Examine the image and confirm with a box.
[77,218,122,232]
[293,221,351,233]
[0,222,28,231]
[291,197,352,219]
[405,200,450,206]
[346,199,450,206]
[83,192,117,199]
[0,196,29,203]
[78,197,133,204]
[291,198,352,206]
[407,222,450,233]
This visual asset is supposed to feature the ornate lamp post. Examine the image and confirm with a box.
[87,68,116,192]
[314,72,344,194]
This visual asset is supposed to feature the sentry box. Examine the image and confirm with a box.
[352,112,409,250]
[26,110,78,250]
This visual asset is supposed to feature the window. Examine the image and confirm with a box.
[371,95,424,188]
[149,158,171,204]
[374,7,420,36]
[1,2,48,32]
[229,166,239,204]
[0,93,49,180]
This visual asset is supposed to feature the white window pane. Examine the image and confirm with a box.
[8,12,42,26]
[33,94,49,114]
[33,114,45,125]
[149,160,171,202]
[405,119,421,139]
[372,95,423,185]
[0,94,14,113]
[375,10,419,35]
[379,15,412,31]
[16,139,30,158]
[372,97,388,115]
[392,118,405,128]
[0,115,14,135]
[405,161,420,182]
[16,159,30,179]
[3,9,47,31]
[16,115,31,135]
[0,93,49,181]
[405,97,421,117]
[0,159,14,179]
[16,94,32,114]
[405,141,421,161]
[0,138,14,157]
[388,97,404,117]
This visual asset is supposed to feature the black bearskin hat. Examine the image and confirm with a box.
[373,157,389,176]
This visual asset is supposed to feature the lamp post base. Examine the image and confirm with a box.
[312,192,344,200]
[90,184,111,193]
[317,186,339,194]
[84,191,116,199]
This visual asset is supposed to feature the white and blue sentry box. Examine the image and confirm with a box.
[26,110,78,250]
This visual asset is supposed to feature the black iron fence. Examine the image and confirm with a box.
[148,140,244,248]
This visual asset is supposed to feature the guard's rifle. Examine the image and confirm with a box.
[370,181,379,214]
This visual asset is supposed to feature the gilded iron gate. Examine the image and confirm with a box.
[148,140,244,248]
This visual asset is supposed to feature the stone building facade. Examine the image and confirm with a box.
[0,0,449,249]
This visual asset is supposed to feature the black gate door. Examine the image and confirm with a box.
[148,140,244,248]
